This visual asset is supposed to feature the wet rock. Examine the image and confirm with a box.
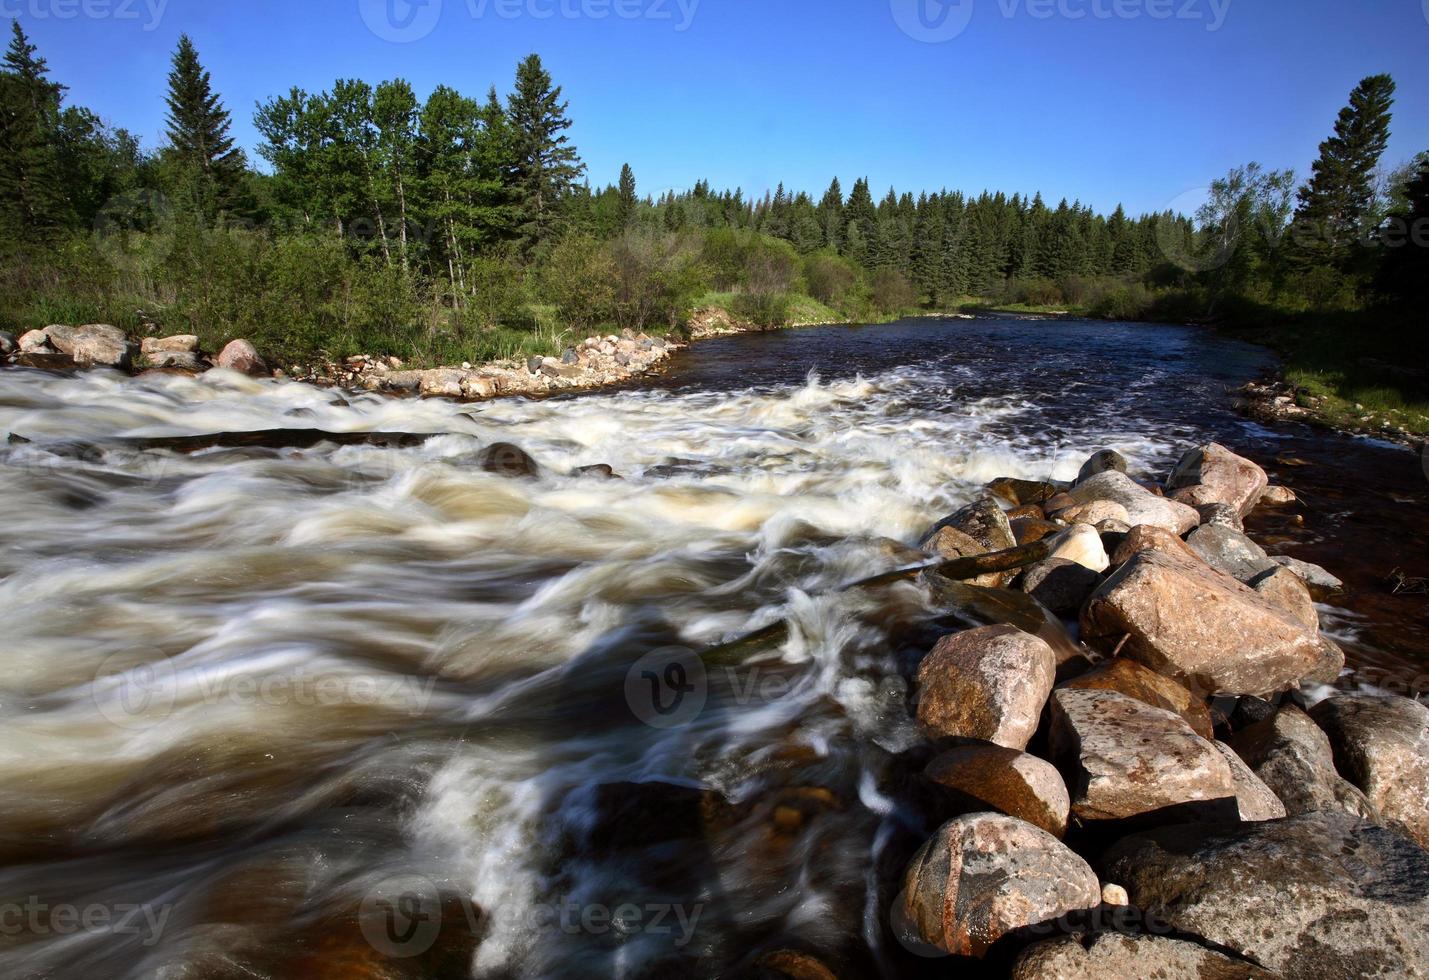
[1012,933,1282,980]
[146,351,204,371]
[1186,524,1278,583]
[574,463,619,480]
[753,949,838,980]
[476,442,539,478]
[1310,695,1429,850]
[897,813,1101,958]
[1059,471,1200,535]
[986,477,1064,506]
[915,625,1056,750]
[11,351,76,370]
[1211,740,1286,821]
[1006,503,1045,520]
[1045,523,1109,572]
[1081,548,1329,697]
[216,339,268,376]
[1010,516,1063,546]
[45,323,135,369]
[1076,448,1128,484]
[1259,485,1298,506]
[922,495,1017,587]
[1057,499,1131,528]
[925,744,1071,838]
[1048,689,1236,826]
[0,331,15,354]
[1166,443,1268,518]
[583,781,738,853]
[1249,565,1319,629]
[141,334,200,354]
[1102,810,1429,980]
[1061,658,1214,739]
[1271,555,1343,597]
[1225,706,1379,821]
[1196,501,1245,533]
[1020,558,1101,618]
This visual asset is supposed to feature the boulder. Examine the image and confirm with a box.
[1012,933,1282,980]
[18,329,50,351]
[1058,471,1199,535]
[0,331,15,355]
[460,375,497,399]
[1081,548,1329,697]
[1102,810,1429,980]
[1005,503,1045,520]
[1271,555,1343,597]
[1056,499,1131,528]
[147,351,204,371]
[141,334,200,354]
[1211,741,1286,821]
[1249,565,1319,629]
[915,625,1056,750]
[922,496,1017,587]
[1259,485,1298,506]
[419,369,465,398]
[1310,695,1429,850]
[45,323,135,369]
[216,339,268,376]
[1196,501,1245,532]
[475,442,539,479]
[1048,689,1237,825]
[924,745,1071,838]
[11,351,76,370]
[1108,524,1199,565]
[1185,524,1278,583]
[1166,443,1268,518]
[1010,517,1063,546]
[897,813,1101,958]
[986,477,1063,507]
[1225,706,1379,821]
[383,370,423,393]
[1060,658,1213,738]
[1019,558,1101,618]
[1044,523,1109,572]
[1075,448,1128,485]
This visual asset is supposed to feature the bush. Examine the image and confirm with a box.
[730,291,791,328]
[870,268,917,314]
[538,233,616,333]
[802,251,857,308]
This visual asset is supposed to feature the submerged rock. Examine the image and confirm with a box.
[476,442,539,478]
[1048,689,1237,826]
[925,744,1071,838]
[915,625,1056,750]
[1102,810,1429,980]
[1310,694,1429,850]
[897,813,1101,958]
[1165,442,1268,518]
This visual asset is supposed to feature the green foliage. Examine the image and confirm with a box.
[730,291,791,328]
[163,35,244,217]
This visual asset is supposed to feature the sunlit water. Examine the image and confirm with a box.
[0,316,1424,978]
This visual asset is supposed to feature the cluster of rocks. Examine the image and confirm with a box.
[897,442,1429,977]
[1239,378,1424,448]
[1,324,680,401]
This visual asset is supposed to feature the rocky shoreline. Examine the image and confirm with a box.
[888,441,1429,977]
[1237,377,1426,451]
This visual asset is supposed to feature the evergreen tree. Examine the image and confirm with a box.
[164,34,244,215]
[1290,74,1396,272]
[5,21,64,113]
[0,22,66,230]
[617,162,637,228]
[842,178,876,264]
[816,177,844,251]
[506,53,584,248]
[1378,155,1429,305]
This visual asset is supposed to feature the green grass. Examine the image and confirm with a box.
[784,294,843,325]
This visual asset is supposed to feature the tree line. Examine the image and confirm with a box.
[1,21,1425,367]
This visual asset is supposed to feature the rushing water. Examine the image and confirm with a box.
[0,315,1425,979]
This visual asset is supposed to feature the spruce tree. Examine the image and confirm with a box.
[816,177,843,251]
[506,53,584,248]
[617,162,636,228]
[0,22,66,230]
[164,34,243,215]
[5,21,64,113]
[1290,74,1396,270]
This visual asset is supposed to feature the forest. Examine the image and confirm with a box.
[1,22,1426,399]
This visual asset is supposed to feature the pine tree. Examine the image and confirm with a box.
[816,177,843,251]
[617,162,636,229]
[506,53,584,248]
[164,34,244,215]
[5,21,64,113]
[1290,74,1396,271]
[0,22,66,230]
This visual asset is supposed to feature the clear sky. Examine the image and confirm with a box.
[8,0,1428,216]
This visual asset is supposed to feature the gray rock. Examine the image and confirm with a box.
[1020,557,1102,618]
[476,442,539,478]
[1272,555,1344,596]
[45,323,135,369]
[1225,705,1380,821]
[0,331,14,355]
[1075,448,1128,485]
[1211,740,1286,821]
[915,624,1056,750]
[527,356,543,374]
[1102,810,1429,980]
[897,813,1101,958]
[1196,501,1245,532]
[147,351,204,371]
[1012,933,1282,979]
[1185,524,1278,583]
[561,347,579,364]
[1311,695,1429,850]
[1061,470,1200,535]
[1048,689,1237,826]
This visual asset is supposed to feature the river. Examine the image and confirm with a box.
[0,315,1425,978]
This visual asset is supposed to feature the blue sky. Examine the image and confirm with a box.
[8,0,1428,216]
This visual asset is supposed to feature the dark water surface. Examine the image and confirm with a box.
[0,314,1424,979]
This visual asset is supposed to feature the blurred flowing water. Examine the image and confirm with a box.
[0,315,1424,978]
